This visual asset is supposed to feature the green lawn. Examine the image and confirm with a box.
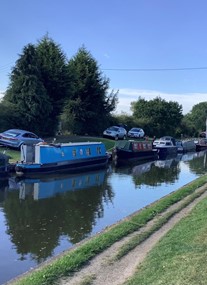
[125,193,207,285]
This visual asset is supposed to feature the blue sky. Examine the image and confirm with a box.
[1,0,207,114]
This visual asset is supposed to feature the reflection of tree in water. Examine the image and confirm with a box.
[187,151,207,175]
[132,159,181,187]
[3,177,113,263]
[0,178,8,203]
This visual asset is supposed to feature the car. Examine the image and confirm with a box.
[127,128,145,138]
[103,126,127,140]
[0,129,44,149]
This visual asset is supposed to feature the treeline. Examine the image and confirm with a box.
[0,35,207,138]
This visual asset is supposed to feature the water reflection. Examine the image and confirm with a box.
[1,151,207,284]
[3,169,113,263]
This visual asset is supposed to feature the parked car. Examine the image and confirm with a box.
[103,126,127,140]
[0,129,44,149]
[127,128,145,138]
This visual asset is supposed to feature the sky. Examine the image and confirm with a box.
[1,0,207,114]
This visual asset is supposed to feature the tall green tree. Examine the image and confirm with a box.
[62,47,118,135]
[4,36,71,136]
[131,97,183,137]
[36,36,72,123]
[4,44,53,135]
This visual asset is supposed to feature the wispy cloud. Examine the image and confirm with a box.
[103,53,110,58]
[114,88,207,115]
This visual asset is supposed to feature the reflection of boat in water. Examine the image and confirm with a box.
[154,154,180,169]
[132,160,155,176]
[17,169,107,200]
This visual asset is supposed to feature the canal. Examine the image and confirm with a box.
[0,150,207,284]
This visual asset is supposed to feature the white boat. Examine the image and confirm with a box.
[153,136,177,158]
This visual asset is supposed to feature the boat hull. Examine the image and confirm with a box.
[195,138,207,152]
[113,148,157,160]
[15,156,108,176]
[156,146,177,158]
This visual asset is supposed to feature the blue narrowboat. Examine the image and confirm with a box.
[15,142,108,176]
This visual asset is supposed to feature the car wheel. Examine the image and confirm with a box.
[123,135,126,140]
[115,135,119,141]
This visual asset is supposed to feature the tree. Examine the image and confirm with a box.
[183,102,207,136]
[4,44,53,135]
[131,97,183,137]
[62,47,118,135]
[36,35,72,125]
[4,36,71,136]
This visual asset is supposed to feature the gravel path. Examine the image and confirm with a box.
[58,185,207,285]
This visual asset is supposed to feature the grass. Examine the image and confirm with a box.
[78,274,96,285]
[125,194,207,285]
[115,185,207,260]
[11,175,207,285]
[0,147,20,163]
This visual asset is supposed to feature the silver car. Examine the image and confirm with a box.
[127,128,145,138]
[0,129,44,149]
[103,126,127,140]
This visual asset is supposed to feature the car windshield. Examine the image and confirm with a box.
[109,126,119,131]
[131,128,140,132]
[3,131,21,137]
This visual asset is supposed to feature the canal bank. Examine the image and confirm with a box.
[6,175,207,285]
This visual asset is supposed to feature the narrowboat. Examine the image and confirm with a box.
[15,142,108,176]
[194,138,207,151]
[112,140,158,165]
[152,136,177,157]
[176,139,196,153]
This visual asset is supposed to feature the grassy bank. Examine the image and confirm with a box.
[10,175,207,285]
[125,189,207,285]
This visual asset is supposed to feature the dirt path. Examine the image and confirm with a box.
[58,185,207,285]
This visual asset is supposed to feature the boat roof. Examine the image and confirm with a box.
[39,142,104,147]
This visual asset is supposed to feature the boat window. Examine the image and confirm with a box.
[85,176,90,184]
[72,149,77,157]
[86,148,91,155]
[97,147,102,154]
[96,175,100,182]
[143,143,147,149]
[72,179,76,187]
[79,149,83,155]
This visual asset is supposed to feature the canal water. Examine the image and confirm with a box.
[0,150,207,284]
